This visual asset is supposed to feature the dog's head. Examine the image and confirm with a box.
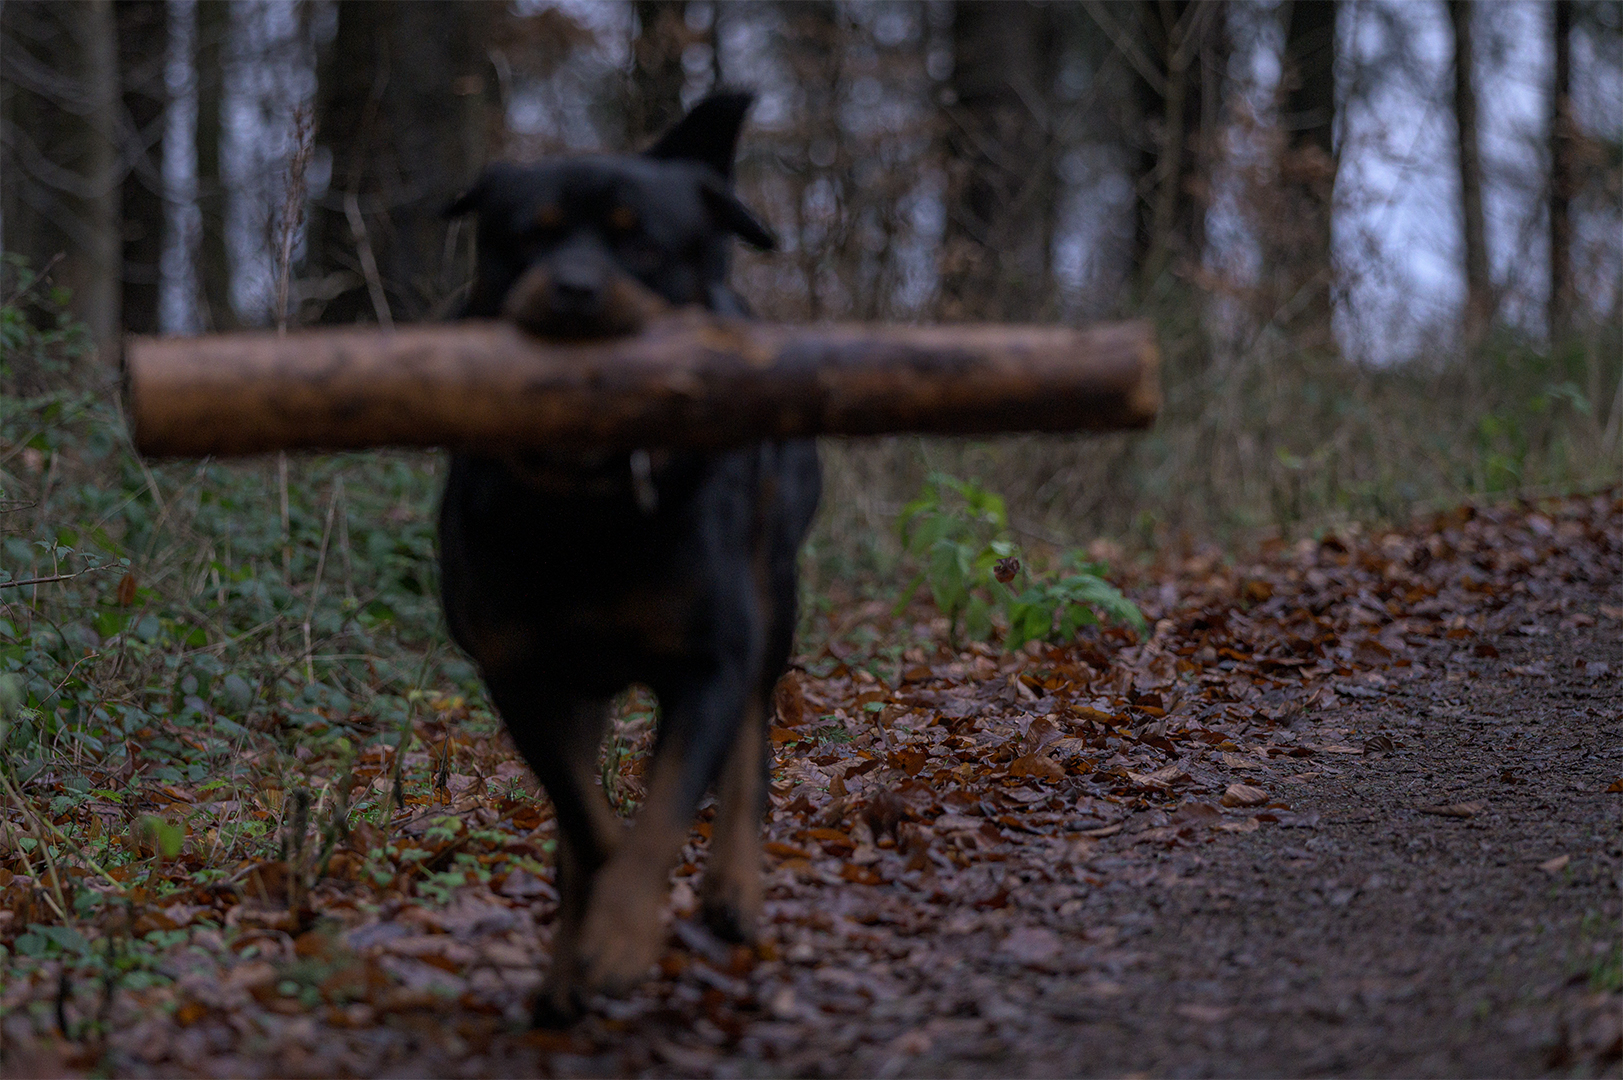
[448,92,774,338]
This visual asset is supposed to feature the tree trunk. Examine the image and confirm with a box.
[778,0,843,320]
[1548,0,1573,342]
[1448,0,1491,343]
[126,314,1162,457]
[2,0,127,352]
[1276,0,1337,350]
[307,1,503,326]
[626,2,690,145]
[75,0,122,358]
[117,0,167,336]
[0,3,53,275]
[194,0,235,329]
[940,0,1060,320]
[1132,1,1226,295]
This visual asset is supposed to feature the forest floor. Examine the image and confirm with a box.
[3,490,1620,1079]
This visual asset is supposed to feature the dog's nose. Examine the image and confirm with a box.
[549,262,601,313]
[501,239,657,338]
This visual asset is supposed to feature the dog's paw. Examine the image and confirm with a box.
[575,925,663,996]
[532,978,584,1028]
[699,831,762,944]
[573,871,667,996]
[699,880,760,945]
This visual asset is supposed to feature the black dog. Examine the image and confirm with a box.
[438,94,820,1022]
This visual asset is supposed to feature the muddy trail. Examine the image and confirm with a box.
[4,492,1620,1078]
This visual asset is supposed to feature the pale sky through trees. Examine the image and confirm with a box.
[157,0,1618,365]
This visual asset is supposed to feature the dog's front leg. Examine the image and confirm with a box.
[572,662,752,996]
[704,492,806,945]
[481,686,623,1024]
[699,688,768,943]
[535,828,596,1024]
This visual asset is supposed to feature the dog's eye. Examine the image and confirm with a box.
[532,204,563,231]
[607,205,638,233]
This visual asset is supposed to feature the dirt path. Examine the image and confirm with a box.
[4,494,1619,1078]
[891,622,1622,1078]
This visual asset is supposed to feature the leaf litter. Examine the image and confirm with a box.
[2,492,1620,1076]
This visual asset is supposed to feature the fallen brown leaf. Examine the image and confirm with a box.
[763,841,812,860]
[1024,716,1062,752]
[888,747,928,776]
[174,999,208,1026]
[1538,854,1571,875]
[1418,801,1485,818]
[1221,783,1269,807]
[1171,802,1223,826]
[863,787,909,840]
[1009,752,1065,780]
[774,673,807,727]
[1077,822,1124,838]
[1126,763,1186,790]
[840,862,882,885]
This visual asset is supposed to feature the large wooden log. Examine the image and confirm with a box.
[125,312,1159,458]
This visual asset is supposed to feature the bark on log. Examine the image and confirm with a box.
[125,312,1160,457]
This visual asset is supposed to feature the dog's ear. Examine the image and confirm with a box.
[444,177,486,218]
[701,178,775,250]
[444,163,521,218]
[645,91,754,180]
[650,93,773,248]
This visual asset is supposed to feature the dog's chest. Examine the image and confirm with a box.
[439,451,758,665]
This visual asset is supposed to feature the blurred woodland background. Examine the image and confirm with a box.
[3,0,1620,568]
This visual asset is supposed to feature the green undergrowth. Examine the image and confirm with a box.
[809,291,1623,577]
[896,472,1143,648]
[1,261,488,901]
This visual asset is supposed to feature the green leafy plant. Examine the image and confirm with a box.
[897,472,1144,649]
[1002,551,1148,649]
[897,473,1013,643]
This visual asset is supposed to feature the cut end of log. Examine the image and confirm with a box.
[1125,322,1162,426]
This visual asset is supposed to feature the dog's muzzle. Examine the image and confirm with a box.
[501,251,671,339]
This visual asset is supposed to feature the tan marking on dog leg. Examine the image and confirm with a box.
[535,703,627,1022]
[536,832,589,1024]
[700,696,765,943]
[572,746,695,996]
[549,697,627,867]
[572,756,626,863]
